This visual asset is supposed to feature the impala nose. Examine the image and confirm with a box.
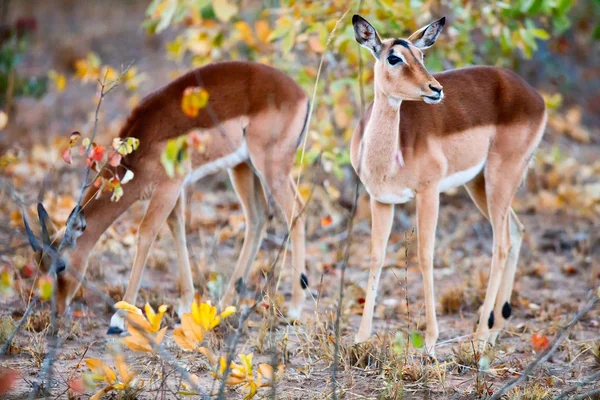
[429,84,443,94]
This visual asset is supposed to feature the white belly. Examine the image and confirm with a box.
[438,158,486,193]
[184,141,249,185]
[370,188,415,204]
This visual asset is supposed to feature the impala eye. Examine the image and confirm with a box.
[387,55,403,66]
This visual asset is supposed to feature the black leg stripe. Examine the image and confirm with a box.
[300,273,308,290]
[487,311,495,329]
[502,302,512,319]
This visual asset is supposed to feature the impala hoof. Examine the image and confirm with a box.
[108,312,126,335]
[287,306,302,321]
[106,326,123,335]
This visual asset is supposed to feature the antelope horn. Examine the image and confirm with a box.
[37,202,52,246]
[22,207,42,252]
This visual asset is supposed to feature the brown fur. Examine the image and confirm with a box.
[351,15,547,352]
[46,61,309,322]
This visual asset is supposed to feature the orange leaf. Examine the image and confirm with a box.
[321,215,333,227]
[531,333,550,352]
[181,87,209,118]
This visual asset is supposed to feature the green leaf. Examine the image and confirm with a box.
[409,332,424,349]
[478,355,490,371]
[531,28,550,40]
[161,136,188,178]
[155,0,178,33]
[392,331,406,355]
[553,14,571,35]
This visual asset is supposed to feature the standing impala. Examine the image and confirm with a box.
[350,15,546,353]
[23,61,310,333]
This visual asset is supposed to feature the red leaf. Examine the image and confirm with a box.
[61,148,72,164]
[67,377,85,394]
[20,263,36,279]
[0,368,17,395]
[86,144,105,168]
[532,333,550,352]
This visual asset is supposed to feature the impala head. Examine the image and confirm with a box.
[23,203,86,275]
[352,15,445,105]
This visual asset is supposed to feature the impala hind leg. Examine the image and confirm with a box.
[356,199,394,343]
[108,180,184,334]
[264,176,306,320]
[465,173,525,345]
[166,188,195,320]
[473,159,526,346]
[221,163,267,307]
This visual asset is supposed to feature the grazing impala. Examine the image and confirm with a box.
[350,15,546,353]
[23,61,310,333]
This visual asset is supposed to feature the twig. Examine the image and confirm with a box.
[0,294,39,355]
[490,291,599,400]
[571,387,600,400]
[553,370,600,400]
[331,3,364,398]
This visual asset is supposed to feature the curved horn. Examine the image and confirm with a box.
[22,207,42,251]
[37,202,52,246]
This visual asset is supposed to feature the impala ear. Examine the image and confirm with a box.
[352,14,383,58]
[408,17,446,50]
[37,203,57,245]
[62,206,86,248]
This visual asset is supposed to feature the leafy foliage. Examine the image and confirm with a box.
[114,301,169,353]
[143,0,569,175]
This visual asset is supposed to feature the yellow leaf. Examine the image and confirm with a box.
[37,276,54,301]
[225,376,245,386]
[198,346,216,365]
[90,386,114,400]
[255,20,271,44]
[102,364,117,385]
[114,301,143,315]
[115,354,136,385]
[235,21,255,46]
[122,333,153,353]
[155,326,167,345]
[221,306,236,319]
[173,326,199,351]
[257,364,273,380]
[125,311,153,332]
[48,70,67,92]
[85,358,109,375]
[181,87,209,118]
[212,0,238,22]
[243,380,258,399]
[181,313,204,343]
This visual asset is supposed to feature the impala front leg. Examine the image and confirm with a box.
[356,199,393,343]
[416,186,440,355]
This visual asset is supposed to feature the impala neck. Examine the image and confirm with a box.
[362,88,402,176]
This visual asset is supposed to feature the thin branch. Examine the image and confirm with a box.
[490,291,599,400]
[553,370,600,400]
[571,387,600,400]
[0,294,39,355]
